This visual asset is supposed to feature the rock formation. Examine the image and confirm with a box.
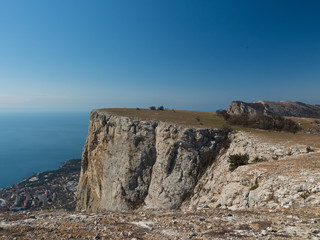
[76,110,228,211]
[77,109,319,212]
[184,132,319,210]
[227,100,320,118]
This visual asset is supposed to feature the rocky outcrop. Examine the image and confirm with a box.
[184,132,320,210]
[76,110,228,211]
[77,109,319,212]
[2,207,320,239]
[227,100,320,118]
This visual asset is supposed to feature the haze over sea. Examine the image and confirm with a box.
[0,110,89,189]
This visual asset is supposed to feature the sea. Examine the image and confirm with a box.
[0,110,90,189]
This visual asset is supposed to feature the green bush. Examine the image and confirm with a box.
[216,110,301,133]
[306,146,314,153]
[228,153,249,171]
[216,110,230,120]
[300,192,309,199]
[250,184,259,191]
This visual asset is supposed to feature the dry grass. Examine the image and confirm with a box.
[99,108,320,149]
[287,116,320,130]
[245,129,320,149]
[250,152,320,175]
[99,108,226,129]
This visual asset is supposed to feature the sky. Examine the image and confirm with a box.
[0,0,320,111]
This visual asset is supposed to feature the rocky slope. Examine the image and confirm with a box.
[76,110,228,211]
[227,100,320,118]
[1,207,320,239]
[76,109,320,213]
[184,132,320,210]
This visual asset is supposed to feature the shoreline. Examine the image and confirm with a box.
[0,159,81,212]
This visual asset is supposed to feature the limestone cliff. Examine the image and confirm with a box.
[227,100,320,118]
[183,132,320,210]
[76,110,228,211]
[77,109,320,212]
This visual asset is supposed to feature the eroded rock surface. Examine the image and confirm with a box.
[76,110,228,211]
[185,132,320,210]
[1,207,320,239]
[77,110,320,213]
[227,100,320,118]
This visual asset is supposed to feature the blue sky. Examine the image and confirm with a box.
[1,0,320,111]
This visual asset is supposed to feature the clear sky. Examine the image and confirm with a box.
[1,0,320,111]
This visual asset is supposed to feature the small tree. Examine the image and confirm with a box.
[149,106,156,110]
[228,153,249,171]
[306,146,314,153]
[216,110,230,120]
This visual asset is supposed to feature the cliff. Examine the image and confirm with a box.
[76,110,228,211]
[76,109,320,212]
[227,100,320,118]
[184,132,320,210]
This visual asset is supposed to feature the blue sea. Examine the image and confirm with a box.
[0,110,90,189]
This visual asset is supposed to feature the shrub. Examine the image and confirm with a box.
[250,184,259,191]
[300,192,309,199]
[216,111,301,133]
[228,153,249,171]
[222,124,233,133]
[216,203,221,208]
[252,157,267,163]
[195,116,200,122]
[149,106,156,110]
[306,146,314,153]
[157,106,164,111]
[216,110,231,120]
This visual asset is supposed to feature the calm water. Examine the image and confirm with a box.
[0,111,90,189]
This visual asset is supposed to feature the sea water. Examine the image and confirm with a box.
[0,110,90,189]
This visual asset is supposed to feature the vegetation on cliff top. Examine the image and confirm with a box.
[100,108,226,129]
[216,110,301,133]
[99,108,320,149]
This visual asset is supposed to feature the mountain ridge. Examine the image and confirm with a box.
[227,100,320,118]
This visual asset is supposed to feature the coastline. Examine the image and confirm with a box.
[0,159,81,212]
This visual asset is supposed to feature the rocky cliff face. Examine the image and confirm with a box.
[76,110,228,211]
[227,100,320,118]
[77,110,319,212]
[183,132,319,210]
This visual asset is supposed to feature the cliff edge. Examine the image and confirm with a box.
[76,110,228,211]
[76,109,320,212]
[227,100,320,118]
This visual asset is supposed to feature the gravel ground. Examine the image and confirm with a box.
[0,206,319,239]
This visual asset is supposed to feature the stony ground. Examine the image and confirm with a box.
[0,206,320,240]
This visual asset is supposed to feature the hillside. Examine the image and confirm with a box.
[227,100,320,118]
